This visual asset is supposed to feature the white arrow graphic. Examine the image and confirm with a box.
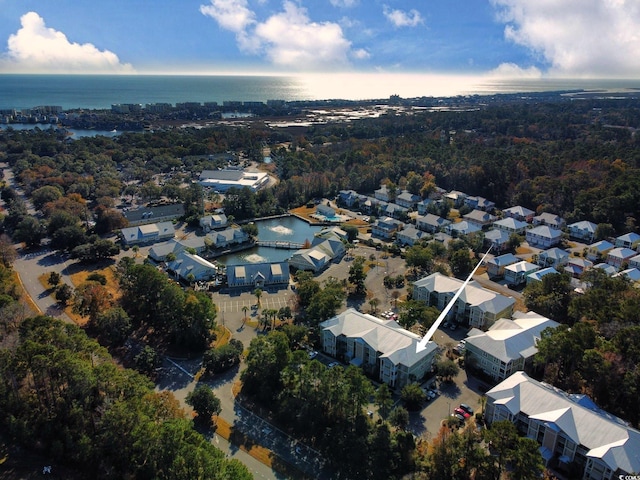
[416,247,492,353]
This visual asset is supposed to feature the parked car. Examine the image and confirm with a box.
[454,407,471,419]
[308,350,318,359]
[328,361,340,368]
[459,403,474,415]
[450,413,465,425]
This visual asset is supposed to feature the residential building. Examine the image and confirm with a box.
[396,226,429,246]
[504,261,540,286]
[564,257,593,278]
[614,232,640,250]
[395,190,421,209]
[463,209,498,228]
[464,195,495,212]
[315,204,335,218]
[485,371,640,479]
[413,272,515,329]
[537,247,570,269]
[415,199,433,215]
[486,253,520,279]
[527,267,559,284]
[371,217,403,240]
[444,190,467,207]
[415,213,451,233]
[484,229,512,253]
[503,205,535,223]
[205,227,250,250]
[123,203,185,226]
[226,262,289,289]
[593,263,618,276]
[629,253,640,270]
[320,308,438,389]
[532,212,566,229]
[166,251,219,282]
[378,202,408,219]
[606,247,636,269]
[493,217,528,235]
[199,169,269,192]
[445,220,482,237]
[568,221,597,243]
[289,231,345,272]
[586,240,614,262]
[374,184,391,202]
[338,190,359,208]
[613,268,640,283]
[120,221,175,246]
[526,225,563,248]
[465,311,559,382]
[199,213,228,232]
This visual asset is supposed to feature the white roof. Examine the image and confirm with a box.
[505,260,539,274]
[487,372,640,474]
[321,308,437,367]
[527,225,562,239]
[466,311,559,363]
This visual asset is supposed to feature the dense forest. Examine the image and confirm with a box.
[2,98,640,233]
[0,313,251,479]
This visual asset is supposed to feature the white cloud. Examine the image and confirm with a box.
[486,62,542,79]
[200,0,255,33]
[352,48,370,60]
[201,0,359,70]
[382,5,424,28]
[330,0,358,7]
[0,12,134,73]
[491,0,640,77]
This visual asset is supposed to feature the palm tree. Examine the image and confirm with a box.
[369,297,380,314]
[254,288,262,308]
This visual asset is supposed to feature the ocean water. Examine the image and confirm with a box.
[1,73,639,111]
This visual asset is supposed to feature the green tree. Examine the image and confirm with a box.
[449,248,473,279]
[436,358,460,382]
[388,406,409,430]
[374,383,393,419]
[348,256,367,295]
[54,283,73,305]
[31,185,63,211]
[93,306,132,345]
[13,216,45,248]
[523,272,572,322]
[400,382,426,411]
[254,287,262,308]
[186,385,221,426]
[48,271,61,287]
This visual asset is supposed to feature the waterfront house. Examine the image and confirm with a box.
[167,251,218,282]
[199,213,228,232]
[205,227,250,250]
[226,262,289,289]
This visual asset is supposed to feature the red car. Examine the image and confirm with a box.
[454,407,471,419]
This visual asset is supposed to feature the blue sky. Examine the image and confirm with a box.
[0,0,639,78]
